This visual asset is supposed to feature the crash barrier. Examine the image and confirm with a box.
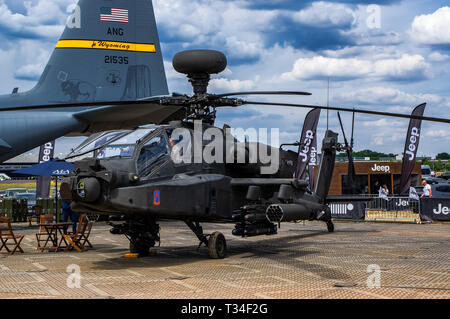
[0,198,29,222]
[420,198,450,222]
[330,196,421,223]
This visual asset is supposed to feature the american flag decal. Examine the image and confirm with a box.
[100,7,129,23]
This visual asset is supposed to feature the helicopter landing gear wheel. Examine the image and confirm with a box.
[327,221,334,233]
[208,232,227,259]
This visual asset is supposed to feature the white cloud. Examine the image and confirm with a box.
[374,54,430,80]
[428,52,450,62]
[281,54,431,81]
[425,130,450,138]
[338,87,444,106]
[281,56,371,80]
[209,78,256,92]
[0,0,73,39]
[362,118,392,127]
[292,1,354,28]
[411,6,450,45]
[153,0,277,59]
[14,63,44,80]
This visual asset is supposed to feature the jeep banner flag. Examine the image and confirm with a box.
[36,140,56,198]
[420,198,450,222]
[308,135,317,190]
[295,108,321,180]
[399,103,426,195]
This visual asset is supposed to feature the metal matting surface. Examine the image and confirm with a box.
[0,221,449,299]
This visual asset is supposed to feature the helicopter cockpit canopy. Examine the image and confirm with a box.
[97,129,155,159]
[67,127,156,161]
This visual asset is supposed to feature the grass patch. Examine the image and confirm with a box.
[0,181,57,195]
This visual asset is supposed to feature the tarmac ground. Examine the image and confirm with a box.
[0,220,449,299]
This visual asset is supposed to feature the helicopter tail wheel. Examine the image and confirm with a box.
[129,240,151,257]
[208,232,227,259]
[327,221,334,233]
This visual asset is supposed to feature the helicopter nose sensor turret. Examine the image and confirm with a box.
[172,50,227,95]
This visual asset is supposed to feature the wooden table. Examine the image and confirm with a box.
[38,222,74,252]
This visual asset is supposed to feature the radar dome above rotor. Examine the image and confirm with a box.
[173,50,227,75]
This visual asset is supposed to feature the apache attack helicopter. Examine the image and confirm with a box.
[59,49,447,259]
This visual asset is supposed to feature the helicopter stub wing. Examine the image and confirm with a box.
[231,178,308,188]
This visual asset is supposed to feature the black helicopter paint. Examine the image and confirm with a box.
[58,50,446,258]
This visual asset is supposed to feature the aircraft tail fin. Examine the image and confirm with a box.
[30,0,168,105]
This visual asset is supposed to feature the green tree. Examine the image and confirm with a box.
[337,149,397,160]
[436,152,450,160]
[422,158,432,166]
[435,160,444,171]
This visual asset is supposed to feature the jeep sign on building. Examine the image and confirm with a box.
[321,161,422,195]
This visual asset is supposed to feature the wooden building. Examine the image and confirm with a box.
[322,161,422,196]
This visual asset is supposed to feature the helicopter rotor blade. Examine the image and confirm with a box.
[0,97,166,113]
[350,111,355,149]
[241,101,450,124]
[212,91,312,99]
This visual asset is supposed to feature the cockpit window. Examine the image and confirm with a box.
[137,134,169,176]
[97,129,155,159]
[69,131,129,158]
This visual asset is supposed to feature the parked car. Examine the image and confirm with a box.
[0,173,11,181]
[441,172,450,180]
[0,190,5,201]
[415,183,450,198]
[4,188,28,198]
[423,177,447,184]
[421,165,431,180]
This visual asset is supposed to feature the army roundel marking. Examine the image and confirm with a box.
[153,190,161,206]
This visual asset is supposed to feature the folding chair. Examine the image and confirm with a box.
[0,217,25,255]
[63,214,89,252]
[80,221,94,249]
[36,214,56,251]
[28,205,42,226]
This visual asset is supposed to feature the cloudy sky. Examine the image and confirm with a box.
[0,0,449,158]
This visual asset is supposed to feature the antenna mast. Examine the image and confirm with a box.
[327,77,330,130]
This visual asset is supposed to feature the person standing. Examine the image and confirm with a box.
[373,181,380,195]
[421,180,432,198]
[62,199,78,234]
[383,184,390,196]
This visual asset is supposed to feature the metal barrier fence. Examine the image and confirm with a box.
[365,197,421,223]
[330,196,422,223]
